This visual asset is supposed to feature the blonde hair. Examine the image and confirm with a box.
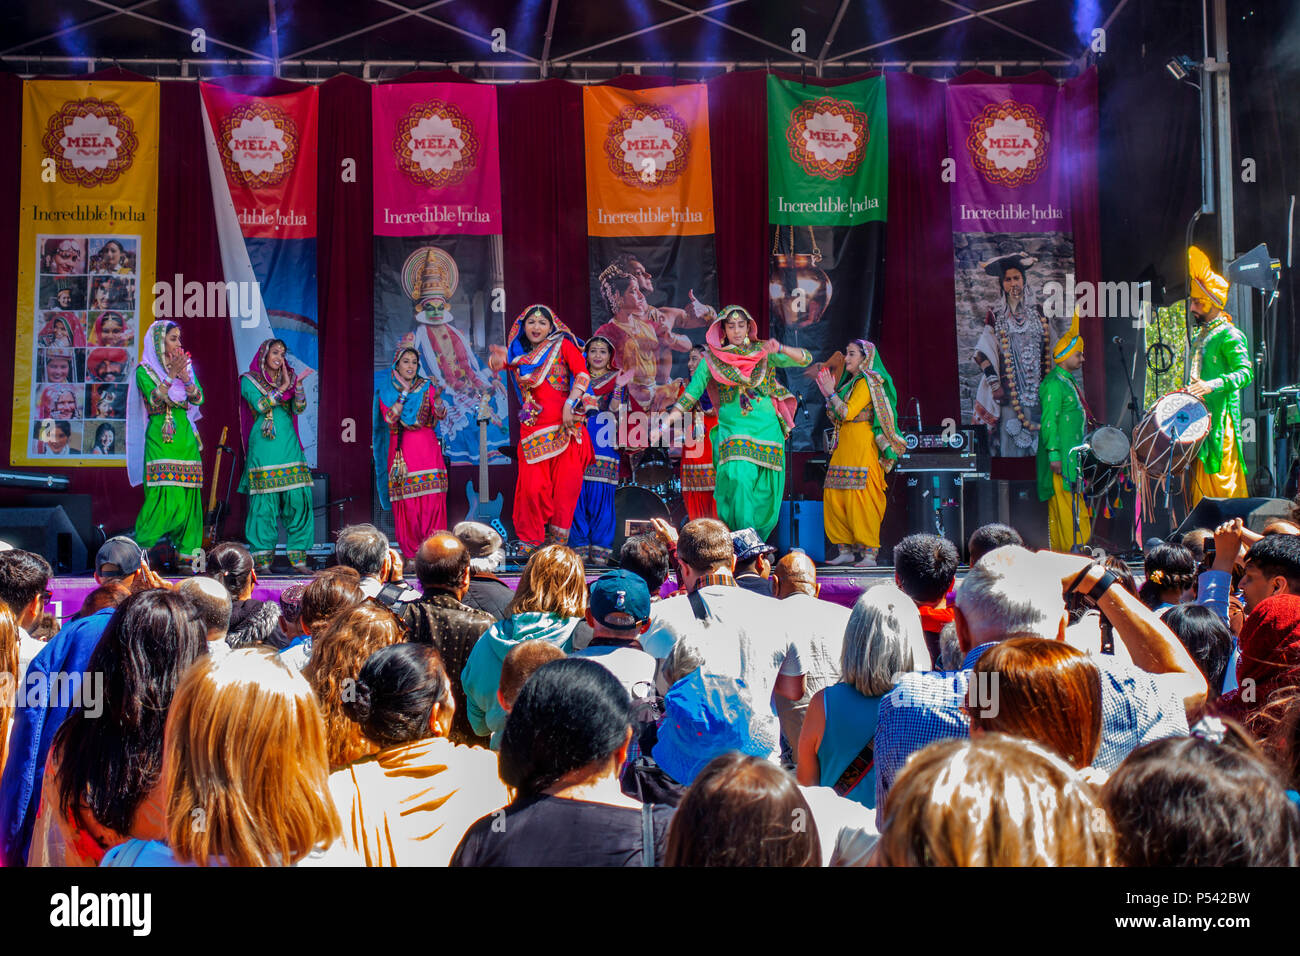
[506,545,588,620]
[303,601,404,768]
[164,648,341,866]
[874,734,1115,867]
[0,604,17,772]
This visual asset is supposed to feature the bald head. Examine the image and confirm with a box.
[773,552,818,599]
[415,532,471,596]
[177,575,233,640]
[1263,520,1300,538]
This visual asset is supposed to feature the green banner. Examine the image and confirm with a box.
[766,75,888,226]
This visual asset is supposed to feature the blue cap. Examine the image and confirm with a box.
[589,569,651,630]
[651,670,769,786]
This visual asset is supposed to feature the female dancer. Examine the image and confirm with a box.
[680,344,718,521]
[488,305,593,552]
[569,335,630,566]
[127,320,204,558]
[239,339,314,574]
[815,339,907,567]
[660,306,810,540]
[373,336,449,561]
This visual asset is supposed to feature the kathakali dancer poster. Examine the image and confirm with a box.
[948,81,1081,461]
[200,81,321,465]
[11,79,158,465]
[371,80,510,492]
[582,83,719,417]
[766,74,888,451]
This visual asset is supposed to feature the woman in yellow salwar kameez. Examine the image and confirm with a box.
[815,339,907,567]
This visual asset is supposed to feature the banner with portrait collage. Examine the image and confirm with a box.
[582,84,718,415]
[948,81,1079,462]
[11,79,158,466]
[371,79,510,497]
[766,74,888,450]
[199,82,320,465]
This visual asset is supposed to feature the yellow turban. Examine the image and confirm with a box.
[1189,246,1229,309]
[1053,309,1083,363]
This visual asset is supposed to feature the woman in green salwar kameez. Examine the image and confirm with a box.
[127,320,205,558]
[239,339,314,574]
[660,306,810,540]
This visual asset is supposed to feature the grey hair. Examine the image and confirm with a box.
[841,584,922,697]
[936,622,964,671]
[663,635,709,688]
[335,523,389,577]
[955,545,1064,646]
[470,551,504,574]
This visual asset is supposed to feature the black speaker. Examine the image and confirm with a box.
[275,471,331,547]
[25,493,94,551]
[1174,497,1293,538]
[0,506,88,572]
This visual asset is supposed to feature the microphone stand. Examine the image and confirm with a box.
[1113,336,1144,431]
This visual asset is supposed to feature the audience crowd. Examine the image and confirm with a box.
[0,508,1298,867]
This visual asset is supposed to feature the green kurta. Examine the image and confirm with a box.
[1037,365,1087,502]
[240,374,314,561]
[135,364,204,555]
[675,347,811,539]
[1191,315,1252,474]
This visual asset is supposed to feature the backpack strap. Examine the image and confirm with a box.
[688,588,710,621]
[641,802,655,867]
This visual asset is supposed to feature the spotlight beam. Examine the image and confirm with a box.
[937,0,1072,59]
[559,0,752,61]
[1,0,155,57]
[370,0,542,62]
[654,0,816,63]
[827,0,1043,62]
[283,1,456,60]
[75,0,270,60]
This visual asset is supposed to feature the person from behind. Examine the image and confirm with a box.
[0,606,18,777]
[176,576,234,662]
[797,584,923,808]
[0,550,52,677]
[1138,542,1197,613]
[967,638,1102,774]
[452,659,673,867]
[1236,532,1300,616]
[278,582,308,643]
[284,567,365,673]
[730,528,776,598]
[92,536,147,591]
[330,644,507,866]
[497,641,566,717]
[572,570,656,700]
[1101,721,1300,866]
[303,602,405,769]
[207,542,287,650]
[619,533,672,602]
[1160,604,1231,712]
[335,523,417,612]
[32,591,207,865]
[1216,594,1300,739]
[74,582,130,621]
[892,533,959,669]
[665,752,820,867]
[401,533,496,747]
[102,648,346,867]
[453,521,513,621]
[966,523,1023,567]
[873,734,1115,866]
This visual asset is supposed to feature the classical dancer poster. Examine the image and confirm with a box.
[371,80,510,493]
[948,80,1085,461]
[766,74,888,451]
[11,79,158,466]
[199,81,320,466]
[583,84,719,414]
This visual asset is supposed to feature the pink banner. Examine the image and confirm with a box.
[372,83,502,237]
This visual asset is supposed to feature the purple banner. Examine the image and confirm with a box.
[947,83,1072,234]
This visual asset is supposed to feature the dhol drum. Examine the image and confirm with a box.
[1077,425,1131,500]
[613,484,671,556]
[1130,390,1211,479]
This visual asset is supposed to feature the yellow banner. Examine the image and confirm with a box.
[11,79,158,466]
[583,84,715,238]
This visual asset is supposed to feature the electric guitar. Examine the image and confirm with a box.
[202,426,229,549]
[463,391,507,539]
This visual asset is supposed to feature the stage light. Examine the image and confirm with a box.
[1165,55,1198,81]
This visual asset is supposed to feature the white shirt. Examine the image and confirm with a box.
[18,626,45,679]
[778,592,849,695]
[643,584,806,758]
[571,643,657,700]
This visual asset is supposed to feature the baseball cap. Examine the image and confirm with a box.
[96,535,143,578]
[731,527,776,564]
[589,569,651,630]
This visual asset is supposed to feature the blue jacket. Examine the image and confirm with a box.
[0,606,115,866]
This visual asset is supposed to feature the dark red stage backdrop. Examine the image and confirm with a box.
[0,67,1098,546]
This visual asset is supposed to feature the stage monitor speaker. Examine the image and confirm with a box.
[1174,497,1293,539]
[25,493,94,551]
[0,506,88,572]
[275,471,331,547]
[776,501,825,562]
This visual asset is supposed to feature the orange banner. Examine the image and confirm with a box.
[583,84,715,238]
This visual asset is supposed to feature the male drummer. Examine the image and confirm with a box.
[1037,310,1092,551]
[1185,246,1253,504]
